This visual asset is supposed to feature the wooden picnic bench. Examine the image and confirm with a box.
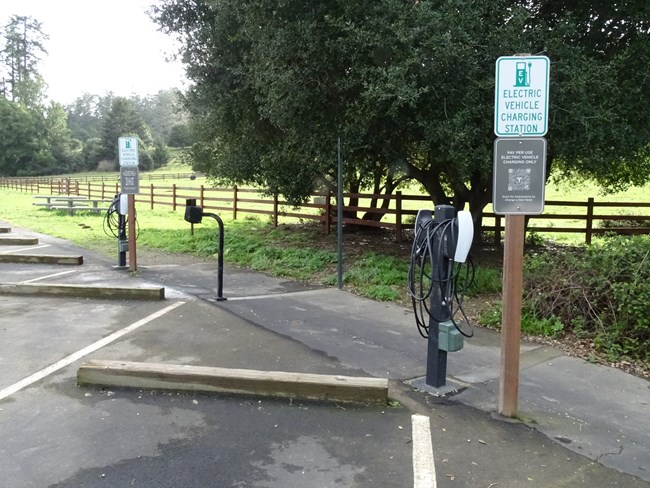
[32,195,112,215]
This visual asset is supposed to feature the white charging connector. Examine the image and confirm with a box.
[454,210,473,262]
[118,193,128,216]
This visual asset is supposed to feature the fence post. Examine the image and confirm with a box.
[273,192,279,227]
[200,185,205,208]
[585,197,594,245]
[494,215,502,246]
[150,184,154,209]
[172,183,177,211]
[395,191,403,242]
[233,186,238,220]
[325,190,332,235]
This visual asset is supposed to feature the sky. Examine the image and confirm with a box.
[0,0,187,105]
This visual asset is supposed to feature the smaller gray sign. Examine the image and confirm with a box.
[493,137,546,215]
[120,166,140,194]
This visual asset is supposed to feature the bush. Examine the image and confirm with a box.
[522,235,650,360]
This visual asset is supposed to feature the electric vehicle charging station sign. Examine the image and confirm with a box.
[493,137,546,215]
[118,137,139,167]
[494,56,549,137]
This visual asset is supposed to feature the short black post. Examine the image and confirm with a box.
[426,204,457,387]
[184,199,227,302]
[203,212,226,302]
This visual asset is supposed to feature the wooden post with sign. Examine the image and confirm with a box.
[493,55,550,418]
[118,137,140,272]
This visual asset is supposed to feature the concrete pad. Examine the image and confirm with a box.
[0,282,165,300]
[406,376,467,397]
[0,236,38,245]
[0,254,83,265]
[77,359,389,405]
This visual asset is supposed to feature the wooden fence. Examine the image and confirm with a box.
[1,176,649,244]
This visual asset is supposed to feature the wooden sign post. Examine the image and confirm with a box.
[499,215,525,417]
[493,55,550,417]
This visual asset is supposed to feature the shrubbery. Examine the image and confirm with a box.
[523,235,650,361]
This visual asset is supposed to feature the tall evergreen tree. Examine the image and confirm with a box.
[0,15,48,108]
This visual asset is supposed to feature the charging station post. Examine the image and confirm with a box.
[409,204,474,389]
[426,204,456,387]
[117,194,128,268]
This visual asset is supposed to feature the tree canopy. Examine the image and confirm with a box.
[153,0,650,230]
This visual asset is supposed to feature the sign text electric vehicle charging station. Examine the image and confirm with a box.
[493,55,550,417]
[494,56,549,137]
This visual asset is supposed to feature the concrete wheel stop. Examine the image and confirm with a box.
[0,283,165,300]
[77,359,389,406]
[0,254,83,265]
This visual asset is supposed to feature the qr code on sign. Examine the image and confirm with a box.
[508,168,531,191]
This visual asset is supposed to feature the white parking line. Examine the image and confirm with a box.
[412,414,437,488]
[1,244,50,254]
[0,301,185,401]
[20,269,78,284]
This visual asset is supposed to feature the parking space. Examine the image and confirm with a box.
[0,283,416,488]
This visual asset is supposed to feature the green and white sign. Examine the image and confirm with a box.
[118,136,139,167]
[494,56,550,137]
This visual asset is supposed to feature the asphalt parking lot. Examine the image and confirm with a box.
[1,221,648,487]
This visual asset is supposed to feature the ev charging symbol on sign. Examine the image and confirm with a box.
[494,56,550,137]
[515,61,530,87]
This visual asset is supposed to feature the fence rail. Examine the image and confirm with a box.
[1,176,649,244]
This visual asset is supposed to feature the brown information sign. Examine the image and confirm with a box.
[493,137,546,215]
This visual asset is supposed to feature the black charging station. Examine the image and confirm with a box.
[408,204,474,387]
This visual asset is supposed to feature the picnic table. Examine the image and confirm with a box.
[32,195,112,215]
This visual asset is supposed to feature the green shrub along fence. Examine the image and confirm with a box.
[1,176,649,244]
